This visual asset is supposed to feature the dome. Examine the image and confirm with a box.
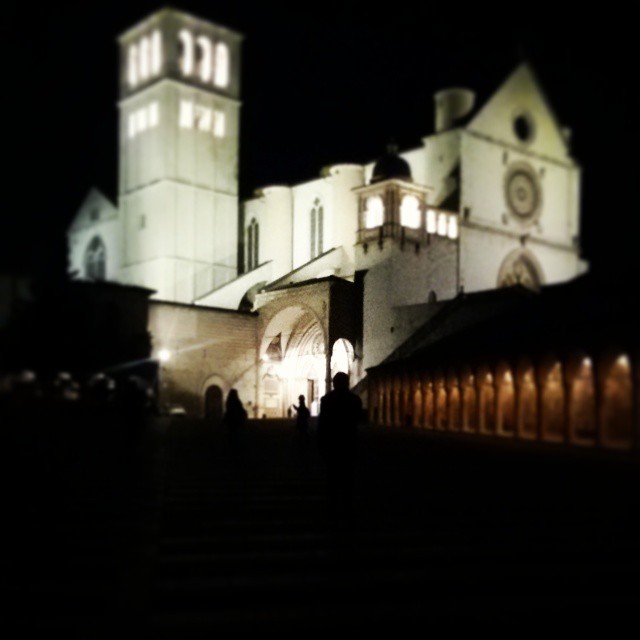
[370,143,412,184]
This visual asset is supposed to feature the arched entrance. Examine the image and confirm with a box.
[497,367,516,435]
[519,364,538,439]
[542,361,565,442]
[204,385,224,420]
[479,371,496,434]
[570,356,596,444]
[259,306,327,417]
[462,378,477,432]
[602,354,633,449]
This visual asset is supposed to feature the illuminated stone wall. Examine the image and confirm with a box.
[149,301,258,417]
[459,65,583,292]
[116,9,242,304]
[361,237,458,371]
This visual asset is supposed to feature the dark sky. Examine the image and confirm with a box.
[3,1,637,277]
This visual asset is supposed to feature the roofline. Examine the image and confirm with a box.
[118,7,244,43]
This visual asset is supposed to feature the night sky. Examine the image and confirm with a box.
[3,1,637,278]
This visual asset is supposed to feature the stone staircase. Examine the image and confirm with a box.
[4,415,640,633]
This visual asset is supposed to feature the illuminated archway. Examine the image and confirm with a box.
[497,249,544,291]
[602,354,633,449]
[85,236,106,281]
[570,356,596,444]
[541,361,565,442]
[497,365,516,435]
[518,361,538,439]
[260,306,326,417]
[462,375,477,432]
[448,385,461,431]
[413,381,423,428]
[330,338,355,378]
[435,376,447,430]
[423,380,434,429]
[479,370,496,434]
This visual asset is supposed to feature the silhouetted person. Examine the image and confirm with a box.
[317,372,362,520]
[292,395,310,433]
[292,394,311,461]
[223,389,247,441]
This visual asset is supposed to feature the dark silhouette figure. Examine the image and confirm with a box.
[292,395,310,432]
[292,394,311,461]
[317,372,362,520]
[223,389,247,440]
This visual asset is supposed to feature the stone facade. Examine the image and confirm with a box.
[67,8,588,421]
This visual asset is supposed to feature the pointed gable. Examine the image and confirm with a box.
[467,64,570,160]
[69,188,119,233]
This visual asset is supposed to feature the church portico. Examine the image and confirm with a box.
[255,277,361,417]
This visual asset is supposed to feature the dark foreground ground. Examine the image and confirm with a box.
[2,415,639,634]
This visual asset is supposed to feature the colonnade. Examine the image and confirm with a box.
[368,351,639,451]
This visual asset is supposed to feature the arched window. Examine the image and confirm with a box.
[196,36,213,82]
[426,209,437,233]
[178,30,194,76]
[365,195,384,229]
[310,198,323,259]
[247,218,259,271]
[127,45,138,87]
[400,195,420,229]
[151,30,162,75]
[85,236,106,281]
[139,37,150,81]
[214,42,229,87]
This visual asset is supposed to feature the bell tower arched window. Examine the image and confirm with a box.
[310,198,323,259]
[247,218,259,271]
[85,236,106,281]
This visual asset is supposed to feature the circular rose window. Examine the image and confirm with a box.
[504,162,542,225]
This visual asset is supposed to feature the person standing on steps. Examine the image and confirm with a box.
[317,372,362,520]
[223,389,247,445]
[292,394,311,460]
[292,395,310,433]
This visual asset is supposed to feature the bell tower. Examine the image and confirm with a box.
[117,9,242,302]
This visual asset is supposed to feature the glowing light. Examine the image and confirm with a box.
[426,209,437,233]
[179,100,194,128]
[139,37,150,80]
[179,30,194,76]
[447,215,459,239]
[213,110,226,138]
[148,102,159,127]
[214,42,229,87]
[195,105,212,131]
[437,212,448,236]
[128,45,138,87]
[400,195,421,229]
[365,196,384,229]
[197,36,213,82]
[136,107,148,133]
[617,354,630,369]
[158,349,171,363]
[151,30,162,74]
[582,357,592,369]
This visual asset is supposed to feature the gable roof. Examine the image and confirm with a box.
[68,188,119,233]
[467,63,571,160]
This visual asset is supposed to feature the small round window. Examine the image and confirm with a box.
[513,113,534,143]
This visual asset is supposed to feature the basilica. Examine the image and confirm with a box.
[68,8,604,435]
